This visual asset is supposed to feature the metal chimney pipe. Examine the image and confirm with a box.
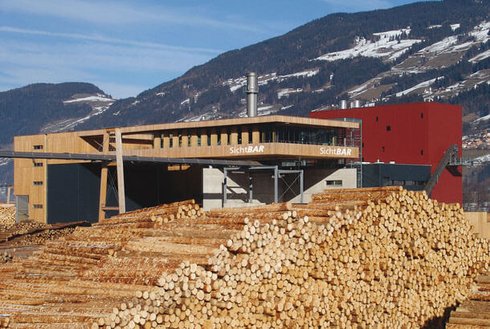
[246,72,258,117]
[340,100,348,109]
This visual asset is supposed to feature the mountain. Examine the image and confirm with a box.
[1,0,489,207]
[81,0,489,132]
[0,82,114,186]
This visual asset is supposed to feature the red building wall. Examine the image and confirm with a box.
[310,102,462,204]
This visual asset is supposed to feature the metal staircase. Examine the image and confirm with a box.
[424,144,459,197]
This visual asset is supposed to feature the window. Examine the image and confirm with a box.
[33,204,43,209]
[382,146,385,152]
[326,180,343,186]
[33,162,44,167]
[386,125,391,131]
[420,112,424,119]
[421,149,424,156]
[33,181,43,186]
[33,145,43,150]
[376,116,379,122]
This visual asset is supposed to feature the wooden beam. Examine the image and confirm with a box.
[98,132,110,221]
[115,129,126,214]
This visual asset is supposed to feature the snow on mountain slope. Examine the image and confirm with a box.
[223,70,319,93]
[315,28,421,62]
[470,49,490,63]
[395,77,443,97]
[41,93,115,133]
[0,159,9,168]
[345,20,490,101]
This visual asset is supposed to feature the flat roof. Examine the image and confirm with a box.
[15,115,359,139]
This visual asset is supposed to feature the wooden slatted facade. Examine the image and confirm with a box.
[14,115,360,223]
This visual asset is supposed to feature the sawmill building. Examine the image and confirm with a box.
[12,115,361,224]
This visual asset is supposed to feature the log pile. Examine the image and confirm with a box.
[1,251,12,263]
[0,221,50,243]
[94,187,489,328]
[447,273,490,328]
[0,200,219,328]
[0,206,15,228]
[0,188,487,328]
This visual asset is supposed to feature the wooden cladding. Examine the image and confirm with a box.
[130,143,359,160]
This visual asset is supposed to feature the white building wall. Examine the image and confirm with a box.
[202,167,357,210]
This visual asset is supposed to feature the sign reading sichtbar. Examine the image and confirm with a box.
[229,145,265,154]
[320,147,352,156]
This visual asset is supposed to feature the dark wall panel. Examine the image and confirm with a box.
[47,163,100,224]
[105,163,203,213]
[48,163,204,223]
[362,164,430,191]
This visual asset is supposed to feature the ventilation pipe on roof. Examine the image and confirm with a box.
[246,72,258,117]
[339,100,348,109]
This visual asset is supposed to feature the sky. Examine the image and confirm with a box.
[0,0,423,99]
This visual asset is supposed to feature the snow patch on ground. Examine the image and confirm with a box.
[180,98,190,106]
[237,104,280,118]
[470,21,490,42]
[315,28,421,62]
[63,94,113,104]
[277,88,303,99]
[470,49,490,63]
[450,24,460,31]
[277,69,320,80]
[0,159,10,167]
[474,154,490,164]
[474,113,490,123]
[395,77,443,97]
[417,21,489,56]
[224,70,318,93]
[42,93,115,132]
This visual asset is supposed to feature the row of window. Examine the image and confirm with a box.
[156,126,353,148]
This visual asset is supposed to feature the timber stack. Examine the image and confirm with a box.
[0,188,488,328]
[1,251,12,263]
[0,206,15,228]
[447,273,490,328]
[94,187,489,328]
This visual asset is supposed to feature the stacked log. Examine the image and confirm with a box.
[149,201,205,224]
[96,188,489,328]
[0,317,10,328]
[0,206,15,228]
[0,201,214,328]
[447,273,490,328]
[1,251,12,263]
